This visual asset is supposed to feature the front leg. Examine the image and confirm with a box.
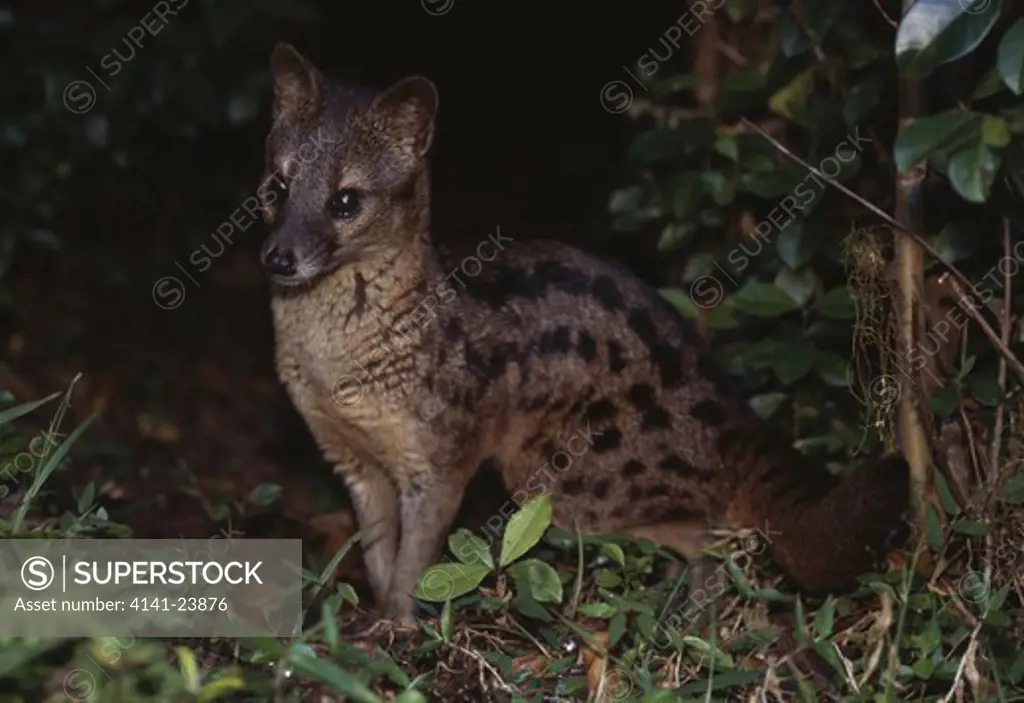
[385,467,469,624]
[338,463,400,612]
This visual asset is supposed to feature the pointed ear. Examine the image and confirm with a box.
[369,76,438,157]
[270,43,325,121]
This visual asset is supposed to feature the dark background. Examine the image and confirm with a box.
[1,0,689,538]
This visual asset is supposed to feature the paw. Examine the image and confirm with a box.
[382,592,418,629]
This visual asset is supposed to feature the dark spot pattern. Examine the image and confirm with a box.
[627,308,685,388]
[642,406,671,431]
[622,459,646,477]
[660,506,699,523]
[627,384,656,410]
[645,483,671,498]
[577,331,598,362]
[444,317,462,341]
[563,477,584,495]
[464,262,593,309]
[591,275,625,311]
[464,342,506,385]
[607,340,627,373]
[534,261,591,296]
[626,383,671,431]
[522,395,550,412]
[345,272,368,326]
[628,484,643,501]
[538,326,573,354]
[658,453,696,477]
[592,427,622,453]
[691,399,728,427]
[593,479,610,499]
[583,399,616,425]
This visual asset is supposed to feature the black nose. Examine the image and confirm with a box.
[262,245,297,277]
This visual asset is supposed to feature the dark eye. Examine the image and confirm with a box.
[327,189,362,220]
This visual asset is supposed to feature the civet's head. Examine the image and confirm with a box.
[258,43,437,287]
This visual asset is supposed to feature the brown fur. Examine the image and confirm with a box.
[259,44,909,623]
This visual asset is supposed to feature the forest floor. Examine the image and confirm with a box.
[1,237,1022,702]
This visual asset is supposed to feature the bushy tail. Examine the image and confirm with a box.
[765,455,910,593]
[727,440,910,594]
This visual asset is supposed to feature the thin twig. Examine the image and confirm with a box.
[740,117,1024,382]
[991,217,1013,479]
[942,273,1024,382]
[872,0,900,28]
[941,620,983,703]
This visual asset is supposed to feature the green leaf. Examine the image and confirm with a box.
[815,287,856,319]
[393,692,427,703]
[774,266,816,307]
[657,222,696,251]
[895,0,1002,79]
[777,221,821,269]
[893,111,982,172]
[982,116,1011,147]
[600,542,626,567]
[322,601,340,652]
[914,658,936,680]
[1003,472,1024,504]
[247,483,283,507]
[779,8,812,57]
[774,344,817,385]
[675,670,766,695]
[511,588,552,621]
[998,18,1024,95]
[508,558,563,604]
[12,412,95,535]
[286,647,384,703]
[198,673,246,702]
[813,597,836,639]
[931,383,959,417]
[499,493,552,567]
[577,602,618,619]
[845,77,883,127]
[627,123,715,164]
[175,646,201,693]
[951,518,991,536]
[440,598,453,642]
[934,468,963,515]
[971,67,1009,101]
[608,610,628,647]
[413,562,491,602]
[769,67,817,123]
[815,352,851,387]
[448,528,493,568]
[931,220,980,263]
[76,481,96,514]
[0,392,60,427]
[748,392,788,419]
[731,281,802,316]
[925,504,944,551]
[965,374,1004,406]
[659,287,700,319]
[948,138,1002,203]
[595,569,622,589]
[682,635,735,669]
